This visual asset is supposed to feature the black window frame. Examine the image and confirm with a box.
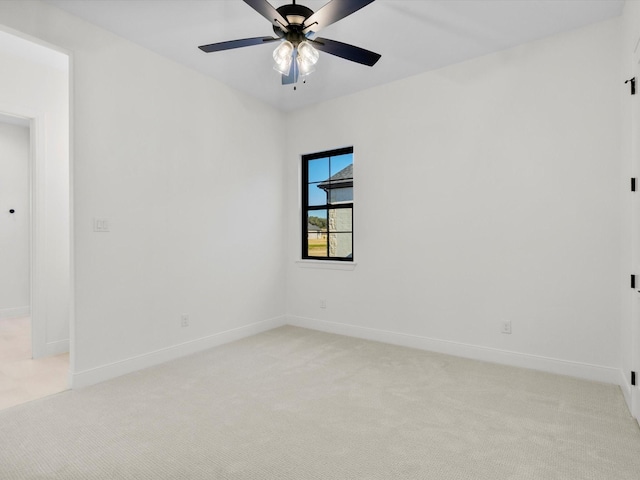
[301,146,354,262]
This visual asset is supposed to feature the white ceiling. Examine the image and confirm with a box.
[45,0,624,111]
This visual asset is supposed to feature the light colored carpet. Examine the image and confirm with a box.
[0,326,639,479]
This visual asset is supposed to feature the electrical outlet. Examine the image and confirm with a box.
[320,299,326,309]
[501,321,512,334]
[180,314,189,328]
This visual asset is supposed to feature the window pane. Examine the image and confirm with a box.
[308,182,328,207]
[307,211,327,257]
[308,157,330,184]
[328,207,352,233]
[329,233,353,258]
[330,154,353,179]
[329,186,353,204]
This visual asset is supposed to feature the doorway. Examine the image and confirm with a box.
[0,28,71,410]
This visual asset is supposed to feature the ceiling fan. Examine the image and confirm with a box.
[198,0,381,85]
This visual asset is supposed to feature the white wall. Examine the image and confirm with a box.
[285,18,624,384]
[0,122,30,318]
[0,39,69,356]
[0,1,286,386]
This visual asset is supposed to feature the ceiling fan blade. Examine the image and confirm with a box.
[243,0,290,31]
[311,37,381,66]
[303,0,376,34]
[198,37,279,53]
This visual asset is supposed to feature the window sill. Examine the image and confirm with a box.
[295,260,357,271]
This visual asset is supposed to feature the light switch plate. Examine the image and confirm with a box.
[93,218,110,232]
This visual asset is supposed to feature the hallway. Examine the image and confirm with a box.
[0,317,68,411]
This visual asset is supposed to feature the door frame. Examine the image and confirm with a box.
[0,24,73,381]
[631,34,640,423]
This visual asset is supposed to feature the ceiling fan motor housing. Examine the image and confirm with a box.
[273,3,315,45]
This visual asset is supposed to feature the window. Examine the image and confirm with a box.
[302,147,353,261]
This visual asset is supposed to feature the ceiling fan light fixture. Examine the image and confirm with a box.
[286,14,306,26]
[273,40,294,75]
[297,40,319,76]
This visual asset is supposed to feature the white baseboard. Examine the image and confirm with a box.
[619,369,633,414]
[286,316,622,386]
[68,313,628,407]
[629,374,640,425]
[0,306,30,320]
[71,315,286,389]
